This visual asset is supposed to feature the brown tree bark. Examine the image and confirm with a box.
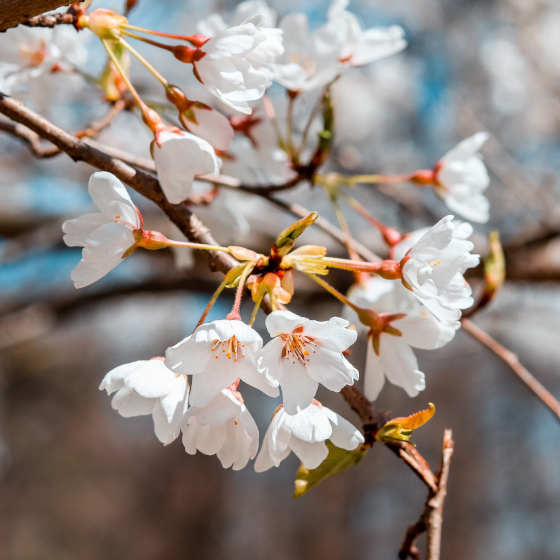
[0,0,71,32]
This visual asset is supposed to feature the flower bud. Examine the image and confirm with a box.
[83,9,127,40]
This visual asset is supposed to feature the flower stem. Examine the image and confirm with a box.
[248,292,264,327]
[120,29,176,53]
[163,239,232,252]
[101,39,150,116]
[305,273,361,312]
[227,262,255,321]
[350,173,415,185]
[262,94,285,151]
[121,23,203,46]
[340,192,403,247]
[330,195,361,262]
[119,37,169,87]
[196,274,232,329]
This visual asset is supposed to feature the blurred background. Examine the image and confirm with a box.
[1,0,560,558]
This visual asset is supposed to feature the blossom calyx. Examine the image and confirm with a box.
[81,9,128,40]
[172,45,207,65]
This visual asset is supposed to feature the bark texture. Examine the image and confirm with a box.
[0,0,70,32]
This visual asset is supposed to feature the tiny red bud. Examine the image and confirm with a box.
[172,46,206,64]
[410,169,436,186]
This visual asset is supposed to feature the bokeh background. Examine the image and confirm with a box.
[1,0,560,559]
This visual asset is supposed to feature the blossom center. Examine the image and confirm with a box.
[19,40,49,67]
[211,337,245,362]
[280,328,316,364]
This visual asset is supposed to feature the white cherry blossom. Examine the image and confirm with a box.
[0,25,88,95]
[179,104,234,152]
[152,129,221,204]
[182,387,259,470]
[254,401,364,472]
[197,0,277,37]
[194,16,284,114]
[398,216,480,327]
[434,132,491,223]
[274,13,342,92]
[259,311,358,415]
[100,358,189,445]
[62,172,141,288]
[324,0,407,67]
[165,319,279,408]
[345,277,456,400]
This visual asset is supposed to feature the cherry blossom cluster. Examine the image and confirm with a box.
[45,0,491,475]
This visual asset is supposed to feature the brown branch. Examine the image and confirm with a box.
[0,0,71,31]
[399,429,454,560]
[0,92,237,274]
[461,317,560,421]
[387,442,439,493]
[0,118,60,157]
[21,10,76,27]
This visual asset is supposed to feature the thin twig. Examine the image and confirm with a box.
[399,429,454,560]
[461,318,560,421]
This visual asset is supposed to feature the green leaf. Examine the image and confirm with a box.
[273,212,318,257]
[293,441,367,498]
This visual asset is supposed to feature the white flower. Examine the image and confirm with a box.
[195,16,284,114]
[182,387,259,470]
[100,358,189,445]
[62,172,141,288]
[345,278,456,400]
[165,319,279,408]
[180,104,234,152]
[254,401,364,472]
[434,132,490,223]
[399,216,480,327]
[274,13,342,92]
[0,25,88,94]
[259,311,358,415]
[197,0,277,36]
[324,0,407,67]
[152,129,221,204]
[222,113,294,186]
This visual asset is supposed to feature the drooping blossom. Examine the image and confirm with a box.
[254,400,364,471]
[100,358,189,445]
[344,277,456,400]
[398,216,480,327]
[197,0,277,37]
[258,311,358,415]
[179,103,234,152]
[62,172,141,288]
[189,16,284,114]
[433,133,490,223]
[182,387,259,470]
[273,12,342,92]
[165,319,279,408]
[152,128,221,204]
[324,0,407,67]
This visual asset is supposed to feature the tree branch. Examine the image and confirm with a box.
[399,429,454,560]
[0,92,237,274]
[461,317,560,421]
[21,10,76,27]
[0,0,71,32]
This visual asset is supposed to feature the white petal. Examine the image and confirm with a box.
[100,360,145,394]
[282,404,332,443]
[111,387,156,417]
[88,172,139,228]
[379,336,425,398]
[321,406,364,450]
[305,348,359,391]
[364,342,386,401]
[62,213,112,247]
[289,437,328,470]
[279,362,319,415]
[394,313,456,350]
